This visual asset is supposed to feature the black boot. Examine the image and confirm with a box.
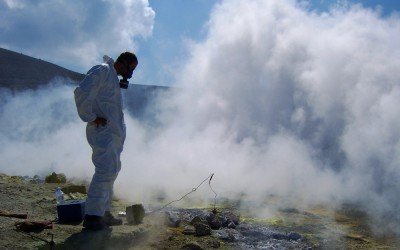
[103,211,123,226]
[83,215,108,230]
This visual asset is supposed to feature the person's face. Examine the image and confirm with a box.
[124,62,137,79]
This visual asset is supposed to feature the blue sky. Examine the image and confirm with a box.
[0,0,399,86]
[137,0,215,86]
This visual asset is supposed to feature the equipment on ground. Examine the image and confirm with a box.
[0,210,28,219]
[56,200,85,224]
[15,220,53,232]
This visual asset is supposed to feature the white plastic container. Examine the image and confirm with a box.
[55,187,64,205]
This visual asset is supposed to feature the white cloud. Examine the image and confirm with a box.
[2,0,25,9]
[0,0,154,71]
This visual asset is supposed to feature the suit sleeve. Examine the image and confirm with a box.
[74,65,106,122]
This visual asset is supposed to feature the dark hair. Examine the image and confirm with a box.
[116,52,138,65]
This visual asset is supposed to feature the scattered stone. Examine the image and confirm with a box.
[227,221,236,229]
[288,232,302,241]
[0,174,320,249]
[165,211,181,228]
[126,204,145,225]
[221,211,240,226]
[272,232,302,241]
[212,229,239,242]
[22,175,44,184]
[190,216,207,226]
[209,216,223,229]
[205,211,215,223]
[61,185,86,194]
[45,172,66,183]
[194,223,211,236]
[272,233,287,240]
[181,242,204,250]
[207,239,221,248]
[33,175,43,182]
[182,225,196,235]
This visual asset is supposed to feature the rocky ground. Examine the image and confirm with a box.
[1,173,399,249]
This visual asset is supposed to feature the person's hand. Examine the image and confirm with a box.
[92,117,107,127]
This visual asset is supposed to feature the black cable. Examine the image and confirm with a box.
[208,173,218,213]
[148,173,217,214]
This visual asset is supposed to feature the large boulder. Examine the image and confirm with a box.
[165,211,181,228]
[194,223,211,236]
[190,216,208,226]
[45,172,66,183]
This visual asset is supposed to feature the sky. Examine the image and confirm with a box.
[0,0,399,86]
[1,0,400,235]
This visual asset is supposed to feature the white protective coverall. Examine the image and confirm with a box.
[74,55,126,216]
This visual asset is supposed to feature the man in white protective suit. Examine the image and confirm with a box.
[74,52,138,230]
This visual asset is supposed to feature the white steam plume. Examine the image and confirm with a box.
[121,0,400,233]
[0,82,91,178]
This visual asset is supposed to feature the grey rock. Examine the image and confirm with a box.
[33,175,44,183]
[209,216,223,229]
[271,232,302,241]
[205,211,215,223]
[272,233,287,240]
[190,215,207,226]
[221,211,240,226]
[182,225,196,235]
[165,211,181,228]
[181,242,204,250]
[194,223,211,236]
[288,232,302,241]
[208,239,221,248]
[227,221,236,229]
[209,211,240,228]
[212,229,240,242]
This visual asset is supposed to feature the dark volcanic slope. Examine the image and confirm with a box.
[0,47,85,90]
[0,47,170,121]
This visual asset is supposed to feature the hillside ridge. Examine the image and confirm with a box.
[0,47,85,90]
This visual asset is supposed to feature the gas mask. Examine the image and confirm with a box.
[119,77,129,89]
[119,62,133,89]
